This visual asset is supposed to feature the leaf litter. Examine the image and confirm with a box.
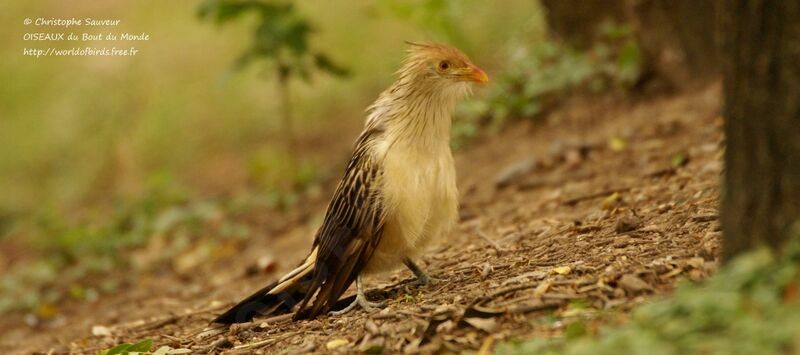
[0,86,724,354]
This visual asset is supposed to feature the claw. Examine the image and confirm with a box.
[330,276,386,316]
[404,258,436,286]
[409,274,439,286]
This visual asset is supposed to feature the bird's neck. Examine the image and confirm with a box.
[366,82,460,151]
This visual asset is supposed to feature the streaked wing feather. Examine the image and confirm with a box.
[294,128,386,319]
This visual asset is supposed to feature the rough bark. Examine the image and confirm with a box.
[630,0,721,85]
[720,0,800,260]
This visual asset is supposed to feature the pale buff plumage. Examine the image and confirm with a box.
[214,43,488,324]
[363,45,477,273]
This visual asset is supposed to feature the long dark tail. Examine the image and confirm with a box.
[213,249,317,324]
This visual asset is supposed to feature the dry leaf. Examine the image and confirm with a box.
[686,257,705,269]
[477,335,495,355]
[326,338,349,350]
[35,303,59,319]
[671,152,689,167]
[553,266,572,275]
[618,274,652,294]
[534,280,552,297]
[436,320,455,333]
[615,215,642,233]
[480,263,493,278]
[601,192,621,210]
[609,137,627,151]
[174,244,211,274]
[494,159,537,188]
[501,270,547,286]
[256,255,278,274]
[663,268,684,278]
[463,317,498,333]
[364,319,379,334]
[91,325,111,337]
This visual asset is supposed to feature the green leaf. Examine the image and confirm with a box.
[102,343,132,355]
[198,0,350,83]
[127,339,153,352]
[671,152,689,167]
[565,320,587,339]
[313,53,349,77]
[197,0,257,23]
[616,41,642,84]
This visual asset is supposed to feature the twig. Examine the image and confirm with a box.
[125,303,228,333]
[232,331,298,350]
[477,336,495,355]
[691,214,718,222]
[190,324,227,340]
[644,167,676,178]
[227,321,256,334]
[562,187,633,205]
[134,314,179,331]
[477,229,508,252]
[487,282,541,299]
[206,337,233,353]
[541,292,583,300]
[508,301,563,314]
[526,261,560,267]
[258,312,294,325]
[396,309,431,318]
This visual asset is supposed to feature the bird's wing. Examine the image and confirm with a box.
[294,128,387,319]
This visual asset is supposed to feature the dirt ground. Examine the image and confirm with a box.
[1,84,724,354]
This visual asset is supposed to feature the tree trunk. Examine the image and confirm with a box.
[630,0,721,85]
[540,0,627,49]
[540,0,721,88]
[720,0,800,261]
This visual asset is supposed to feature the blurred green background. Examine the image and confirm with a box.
[0,0,543,218]
[0,0,548,314]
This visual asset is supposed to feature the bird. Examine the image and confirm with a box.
[213,42,489,324]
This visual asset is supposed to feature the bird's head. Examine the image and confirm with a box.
[367,42,489,135]
[397,42,489,97]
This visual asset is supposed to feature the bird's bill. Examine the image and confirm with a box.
[462,65,489,84]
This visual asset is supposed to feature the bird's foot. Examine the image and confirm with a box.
[330,275,386,316]
[330,291,386,315]
[403,258,437,286]
[409,273,439,286]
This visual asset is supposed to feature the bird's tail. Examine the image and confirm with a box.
[212,248,318,324]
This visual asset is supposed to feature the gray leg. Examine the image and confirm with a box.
[403,258,433,285]
[330,275,386,315]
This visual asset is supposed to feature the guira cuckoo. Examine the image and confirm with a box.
[214,43,488,323]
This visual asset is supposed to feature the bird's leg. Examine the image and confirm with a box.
[330,275,386,315]
[404,257,435,285]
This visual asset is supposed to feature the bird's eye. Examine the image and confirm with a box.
[437,61,450,72]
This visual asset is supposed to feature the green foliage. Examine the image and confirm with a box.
[31,174,189,264]
[496,240,800,355]
[98,339,152,355]
[197,0,345,196]
[380,0,471,47]
[245,147,324,210]
[197,0,347,80]
[452,22,642,149]
[98,341,192,355]
[0,174,251,315]
[0,0,546,322]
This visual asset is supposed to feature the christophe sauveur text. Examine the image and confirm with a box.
[31,17,122,28]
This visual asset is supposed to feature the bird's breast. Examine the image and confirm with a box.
[364,141,458,274]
